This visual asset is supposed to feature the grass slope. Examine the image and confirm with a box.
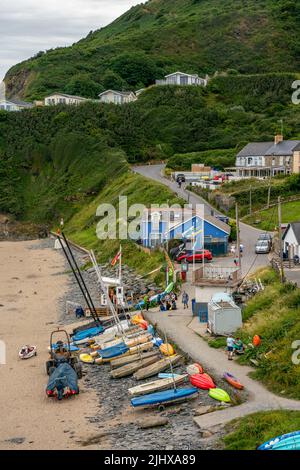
[223,410,300,450]
[244,199,300,230]
[5,0,300,100]
[211,268,300,399]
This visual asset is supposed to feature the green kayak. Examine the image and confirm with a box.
[209,388,231,403]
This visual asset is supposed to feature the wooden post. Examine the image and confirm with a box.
[278,197,284,283]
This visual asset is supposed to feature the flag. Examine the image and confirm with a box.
[111,250,121,267]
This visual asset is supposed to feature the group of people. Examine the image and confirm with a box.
[159,292,178,311]
[226,335,244,360]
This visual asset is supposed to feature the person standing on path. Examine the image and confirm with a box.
[182,291,189,309]
[144,295,150,311]
[226,335,235,360]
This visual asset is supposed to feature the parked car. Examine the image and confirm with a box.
[255,240,270,254]
[176,174,186,183]
[177,249,213,263]
[258,233,273,248]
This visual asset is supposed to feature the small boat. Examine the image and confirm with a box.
[158,373,181,379]
[19,345,37,360]
[133,355,182,380]
[189,373,215,390]
[186,363,203,375]
[258,430,300,451]
[159,343,175,356]
[131,387,198,409]
[98,343,129,360]
[98,333,152,350]
[95,341,154,364]
[208,388,231,403]
[128,374,188,397]
[49,343,79,353]
[111,350,160,369]
[111,355,161,379]
[72,326,104,342]
[80,353,95,364]
[223,372,244,390]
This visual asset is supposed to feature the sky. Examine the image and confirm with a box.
[0,0,142,81]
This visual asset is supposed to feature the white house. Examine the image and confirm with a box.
[156,71,207,87]
[0,98,33,111]
[45,93,88,106]
[282,222,300,258]
[99,90,137,105]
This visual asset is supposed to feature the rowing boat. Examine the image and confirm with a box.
[101,333,152,350]
[133,354,182,380]
[131,387,198,409]
[110,350,161,369]
[128,374,188,397]
[95,341,154,364]
[111,355,161,379]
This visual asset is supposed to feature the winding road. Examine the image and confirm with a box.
[133,164,268,276]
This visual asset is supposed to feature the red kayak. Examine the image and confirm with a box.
[223,372,244,390]
[189,373,216,390]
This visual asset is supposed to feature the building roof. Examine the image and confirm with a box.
[99,89,135,97]
[143,208,230,234]
[283,222,300,244]
[0,98,33,108]
[237,140,300,157]
[45,93,87,100]
[265,140,300,156]
[165,71,200,78]
[237,142,275,157]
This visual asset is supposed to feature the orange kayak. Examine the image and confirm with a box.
[223,372,244,390]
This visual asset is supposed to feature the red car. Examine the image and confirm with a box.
[177,250,213,263]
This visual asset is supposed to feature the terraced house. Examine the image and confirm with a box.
[236,135,300,178]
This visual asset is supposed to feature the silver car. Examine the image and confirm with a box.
[255,240,270,254]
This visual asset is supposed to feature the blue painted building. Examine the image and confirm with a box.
[141,208,230,256]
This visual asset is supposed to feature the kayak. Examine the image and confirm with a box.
[189,373,215,390]
[186,363,203,375]
[223,372,244,390]
[258,430,300,450]
[51,343,79,353]
[208,388,231,403]
[72,326,104,342]
[158,373,181,379]
[95,342,154,364]
[80,353,95,364]
[159,343,175,357]
[99,343,129,360]
[128,374,188,397]
[131,387,198,408]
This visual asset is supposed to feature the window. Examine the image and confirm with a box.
[180,75,188,85]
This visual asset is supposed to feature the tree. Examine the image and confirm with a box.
[64,74,103,98]
[101,70,127,91]
[110,53,163,87]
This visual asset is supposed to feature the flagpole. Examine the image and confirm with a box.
[119,244,122,283]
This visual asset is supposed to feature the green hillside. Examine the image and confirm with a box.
[5,0,300,100]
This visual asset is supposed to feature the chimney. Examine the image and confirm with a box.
[274,134,283,145]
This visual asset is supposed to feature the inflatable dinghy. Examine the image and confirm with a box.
[19,345,37,360]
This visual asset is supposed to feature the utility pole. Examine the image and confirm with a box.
[249,185,252,216]
[267,181,271,209]
[278,196,284,283]
[236,203,242,274]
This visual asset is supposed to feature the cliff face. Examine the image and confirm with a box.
[4,0,300,100]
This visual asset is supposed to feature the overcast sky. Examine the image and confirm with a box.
[0,0,142,81]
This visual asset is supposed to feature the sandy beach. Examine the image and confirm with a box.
[0,239,98,450]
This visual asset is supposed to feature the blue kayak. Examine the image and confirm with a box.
[258,430,300,450]
[158,373,182,379]
[99,343,129,360]
[72,326,104,342]
[131,387,198,408]
[52,343,79,352]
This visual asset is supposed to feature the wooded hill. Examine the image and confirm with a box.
[5,0,300,100]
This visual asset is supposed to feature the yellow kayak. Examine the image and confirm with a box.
[159,343,175,357]
[80,353,95,364]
